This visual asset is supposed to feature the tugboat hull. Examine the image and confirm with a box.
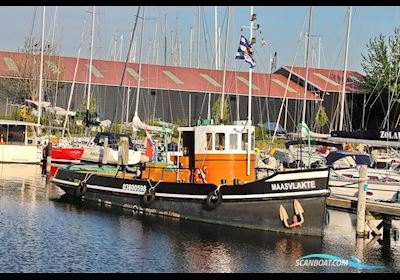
[51,167,330,237]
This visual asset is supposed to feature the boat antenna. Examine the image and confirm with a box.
[109,6,142,132]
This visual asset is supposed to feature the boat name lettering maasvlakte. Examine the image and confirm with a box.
[122,183,147,193]
[271,181,316,191]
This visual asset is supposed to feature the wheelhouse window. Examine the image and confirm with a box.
[229,133,238,150]
[241,132,255,150]
[7,125,25,145]
[206,133,213,151]
[241,133,247,150]
[0,125,7,144]
[215,133,225,150]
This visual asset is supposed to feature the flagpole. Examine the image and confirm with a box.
[246,6,254,176]
[220,6,231,122]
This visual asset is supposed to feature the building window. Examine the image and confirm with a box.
[215,133,225,151]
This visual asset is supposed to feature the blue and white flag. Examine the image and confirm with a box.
[235,35,255,69]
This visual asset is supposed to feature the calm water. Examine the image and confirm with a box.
[0,163,399,273]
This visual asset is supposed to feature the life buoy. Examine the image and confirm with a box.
[194,165,208,183]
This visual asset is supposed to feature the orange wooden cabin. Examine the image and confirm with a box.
[141,123,256,185]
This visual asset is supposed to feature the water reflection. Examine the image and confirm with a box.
[0,163,399,272]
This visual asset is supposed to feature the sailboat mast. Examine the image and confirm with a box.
[246,6,254,176]
[220,6,231,122]
[214,6,218,70]
[62,15,87,138]
[302,6,312,125]
[51,6,58,49]
[85,6,95,136]
[37,6,46,132]
[197,6,201,68]
[134,6,146,117]
[339,6,352,131]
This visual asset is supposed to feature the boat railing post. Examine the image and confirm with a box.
[101,137,109,166]
[356,164,368,238]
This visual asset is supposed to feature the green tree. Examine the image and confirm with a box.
[211,96,230,124]
[361,27,400,127]
[315,105,328,129]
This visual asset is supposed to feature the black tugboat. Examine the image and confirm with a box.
[51,123,330,237]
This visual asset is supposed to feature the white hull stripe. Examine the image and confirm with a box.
[51,178,329,200]
[265,170,329,182]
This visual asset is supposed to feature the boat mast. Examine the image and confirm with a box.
[62,14,87,138]
[339,6,352,131]
[134,6,146,118]
[214,6,218,70]
[85,6,95,137]
[197,6,201,68]
[220,6,231,122]
[302,6,312,125]
[37,6,45,134]
[246,6,255,176]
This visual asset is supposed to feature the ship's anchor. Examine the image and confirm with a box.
[279,199,305,229]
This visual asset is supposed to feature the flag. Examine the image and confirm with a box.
[145,129,156,161]
[235,35,255,69]
[261,38,267,47]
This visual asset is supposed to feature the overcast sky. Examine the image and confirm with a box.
[1,6,399,74]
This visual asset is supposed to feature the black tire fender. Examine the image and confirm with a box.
[142,188,156,206]
[205,190,223,210]
[76,181,87,197]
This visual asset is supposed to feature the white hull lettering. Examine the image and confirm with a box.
[271,181,316,191]
[380,131,400,140]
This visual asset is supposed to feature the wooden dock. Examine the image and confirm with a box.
[327,195,400,242]
[327,195,400,217]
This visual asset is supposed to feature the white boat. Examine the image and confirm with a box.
[80,132,142,165]
[0,120,42,163]
[326,150,400,202]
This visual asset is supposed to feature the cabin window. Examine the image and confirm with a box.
[7,125,25,145]
[206,133,213,150]
[26,125,36,145]
[242,133,248,150]
[215,133,225,150]
[229,134,238,150]
[0,125,7,144]
[241,132,255,150]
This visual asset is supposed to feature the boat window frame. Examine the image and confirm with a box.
[229,133,238,150]
[205,133,213,151]
[6,124,26,145]
[215,132,225,151]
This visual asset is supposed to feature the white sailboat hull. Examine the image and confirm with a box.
[81,146,141,165]
[329,168,400,202]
